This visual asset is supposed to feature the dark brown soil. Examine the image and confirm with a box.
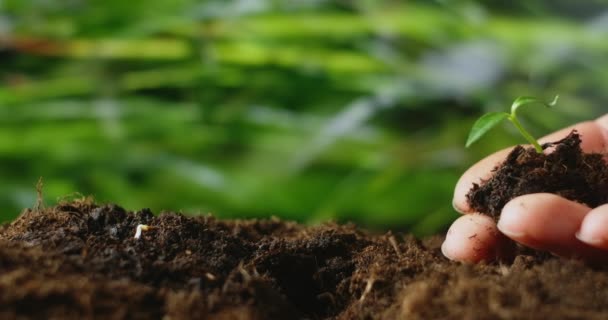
[467,131,608,219]
[3,200,608,319]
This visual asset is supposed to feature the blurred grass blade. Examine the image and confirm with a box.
[465,112,509,148]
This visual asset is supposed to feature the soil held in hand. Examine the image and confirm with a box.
[3,200,608,319]
[467,131,608,219]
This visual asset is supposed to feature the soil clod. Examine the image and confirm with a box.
[467,131,608,219]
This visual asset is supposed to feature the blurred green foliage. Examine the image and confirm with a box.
[0,0,606,234]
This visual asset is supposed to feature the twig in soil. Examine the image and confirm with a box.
[134,224,153,239]
[582,158,593,170]
[35,177,45,210]
[252,266,260,277]
[237,261,251,282]
[498,264,510,276]
[359,274,376,302]
[387,234,401,258]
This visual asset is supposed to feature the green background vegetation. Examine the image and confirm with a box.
[1,0,606,234]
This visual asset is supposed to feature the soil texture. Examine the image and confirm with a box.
[2,200,608,319]
[467,130,608,219]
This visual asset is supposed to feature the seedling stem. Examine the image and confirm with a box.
[466,95,559,154]
[508,114,543,153]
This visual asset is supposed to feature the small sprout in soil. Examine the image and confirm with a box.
[466,95,559,153]
[134,224,152,239]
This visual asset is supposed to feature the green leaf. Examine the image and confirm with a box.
[465,112,510,148]
[510,95,559,116]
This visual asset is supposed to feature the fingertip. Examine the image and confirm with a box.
[453,148,512,215]
[596,114,608,150]
[539,118,608,153]
[498,193,598,258]
[497,194,536,240]
[596,113,608,129]
[498,193,589,240]
[452,196,468,214]
[442,214,501,263]
[576,204,608,249]
[452,171,474,214]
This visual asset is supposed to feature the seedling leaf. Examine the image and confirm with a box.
[511,95,559,116]
[466,95,559,153]
[466,112,509,148]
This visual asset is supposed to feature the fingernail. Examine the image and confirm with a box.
[441,240,455,260]
[496,223,526,238]
[575,231,604,246]
[452,199,465,214]
[596,113,608,129]
[496,213,526,238]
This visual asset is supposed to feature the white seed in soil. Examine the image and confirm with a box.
[134,224,151,239]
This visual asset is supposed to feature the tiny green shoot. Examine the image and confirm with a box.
[466,95,559,153]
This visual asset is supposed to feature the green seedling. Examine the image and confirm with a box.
[466,95,559,153]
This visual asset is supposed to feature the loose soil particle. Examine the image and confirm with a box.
[467,131,608,219]
[2,200,608,319]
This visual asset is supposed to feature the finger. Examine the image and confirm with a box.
[454,115,608,214]
[497,193,606,260]
[442,214,512,263]
[575,204,608,250]
[452,148,511,214]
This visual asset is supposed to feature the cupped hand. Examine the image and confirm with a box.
[442,114,608,263]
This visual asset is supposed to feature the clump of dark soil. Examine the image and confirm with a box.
[467,131,608,219]
[3,199,608,319]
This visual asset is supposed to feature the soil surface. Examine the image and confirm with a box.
[2,200,608,319]
[467,131,608,219]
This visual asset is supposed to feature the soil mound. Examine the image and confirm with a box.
[2,200,608,319]
[467,131,608,219]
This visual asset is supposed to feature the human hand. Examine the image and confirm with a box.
[442,114,608,263]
